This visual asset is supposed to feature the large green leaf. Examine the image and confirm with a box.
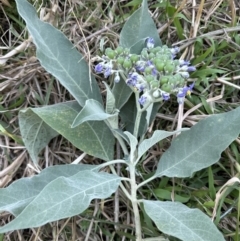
[119,0,161,53]
[0,170,120,233]
[155,106,240,178]
[112,78,132,110]
[72,99,118,128]
[143,200,225,241]
[19,109,58,163]
[32,101,114,161]
[137,129,188,162]
[15,0,102,107]
[0,164,98,216]
[32,101,115,161]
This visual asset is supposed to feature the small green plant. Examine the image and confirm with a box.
[0,0,240,240]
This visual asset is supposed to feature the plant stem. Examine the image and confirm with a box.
[134,111,142,138]
[109,165,132,201]
[133,92,142,138]
[137,174,156,190]
[129,162,142,241]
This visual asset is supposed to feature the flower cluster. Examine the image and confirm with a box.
[94,37,196,106]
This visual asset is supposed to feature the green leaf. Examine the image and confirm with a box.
[103,81,116,114]
[124,131,138,161]
[0,164,98,216]
[143,200,225,241]
[153,188,190,203]
[112,78,132,110]
[32,101,114,161]
[0,171,120,233]
[155,106,240,178]
[191,68,226,80]
[19,109,58,163]
[111,129,130,145]
[137,129,188,162]
[15,0,102,107]
[71,99,118,128]
[119,0,161,53]
[124,0,142,7]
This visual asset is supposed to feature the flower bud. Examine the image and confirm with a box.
[105,48,116,59]
[161,83,171,93]
[130,54,139,63]
[145,75,154,83]
[115,46,124,55]
[180,72,190,79]
[153,89,161,98]
[123,59,133,69]
[114,73,120,83]
[160,76,169,84]
[144,66,152,75]
[117,56,125,65]
[141,48,149,59]
[155,62,165,72]
[150,80,159,88]
[123,48,130,55]
[148,52,155,59]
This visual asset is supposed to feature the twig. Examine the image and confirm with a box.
[172,26,240,50]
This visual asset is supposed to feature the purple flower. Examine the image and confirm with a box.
[177,83,194,103]
[146,60,153,66]
[135,61,145,72]
[146,37,154,49]
[126,72,138,87]
[138,95,147,106]
[178,60,195,72]
[162,92,170,101]
[145,60,157,76]
[187,66,196,72]
[170,47,180,55]
[95,63,104,73]
[179,60,190,66]
[135,83,146,92]
[152,68,158,76]
[104,67,112,78]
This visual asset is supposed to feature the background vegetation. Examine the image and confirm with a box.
[0,0,240,240]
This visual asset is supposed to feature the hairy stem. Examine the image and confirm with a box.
[129,163,142,241]
[133,92,142,138]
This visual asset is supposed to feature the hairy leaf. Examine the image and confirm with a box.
[112,78,132,110]
[72,99,118,128]
[0,164,98,216]
[137,129,188,162]
[103,82,116,114]
[124,131,138,161]
[16,0,102,107]
[19,109,58,163]
[32,101,114,161]
[0,171,120,233]
[143,200,225,241]
[155,106,240,177]
[119,0,161,53]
